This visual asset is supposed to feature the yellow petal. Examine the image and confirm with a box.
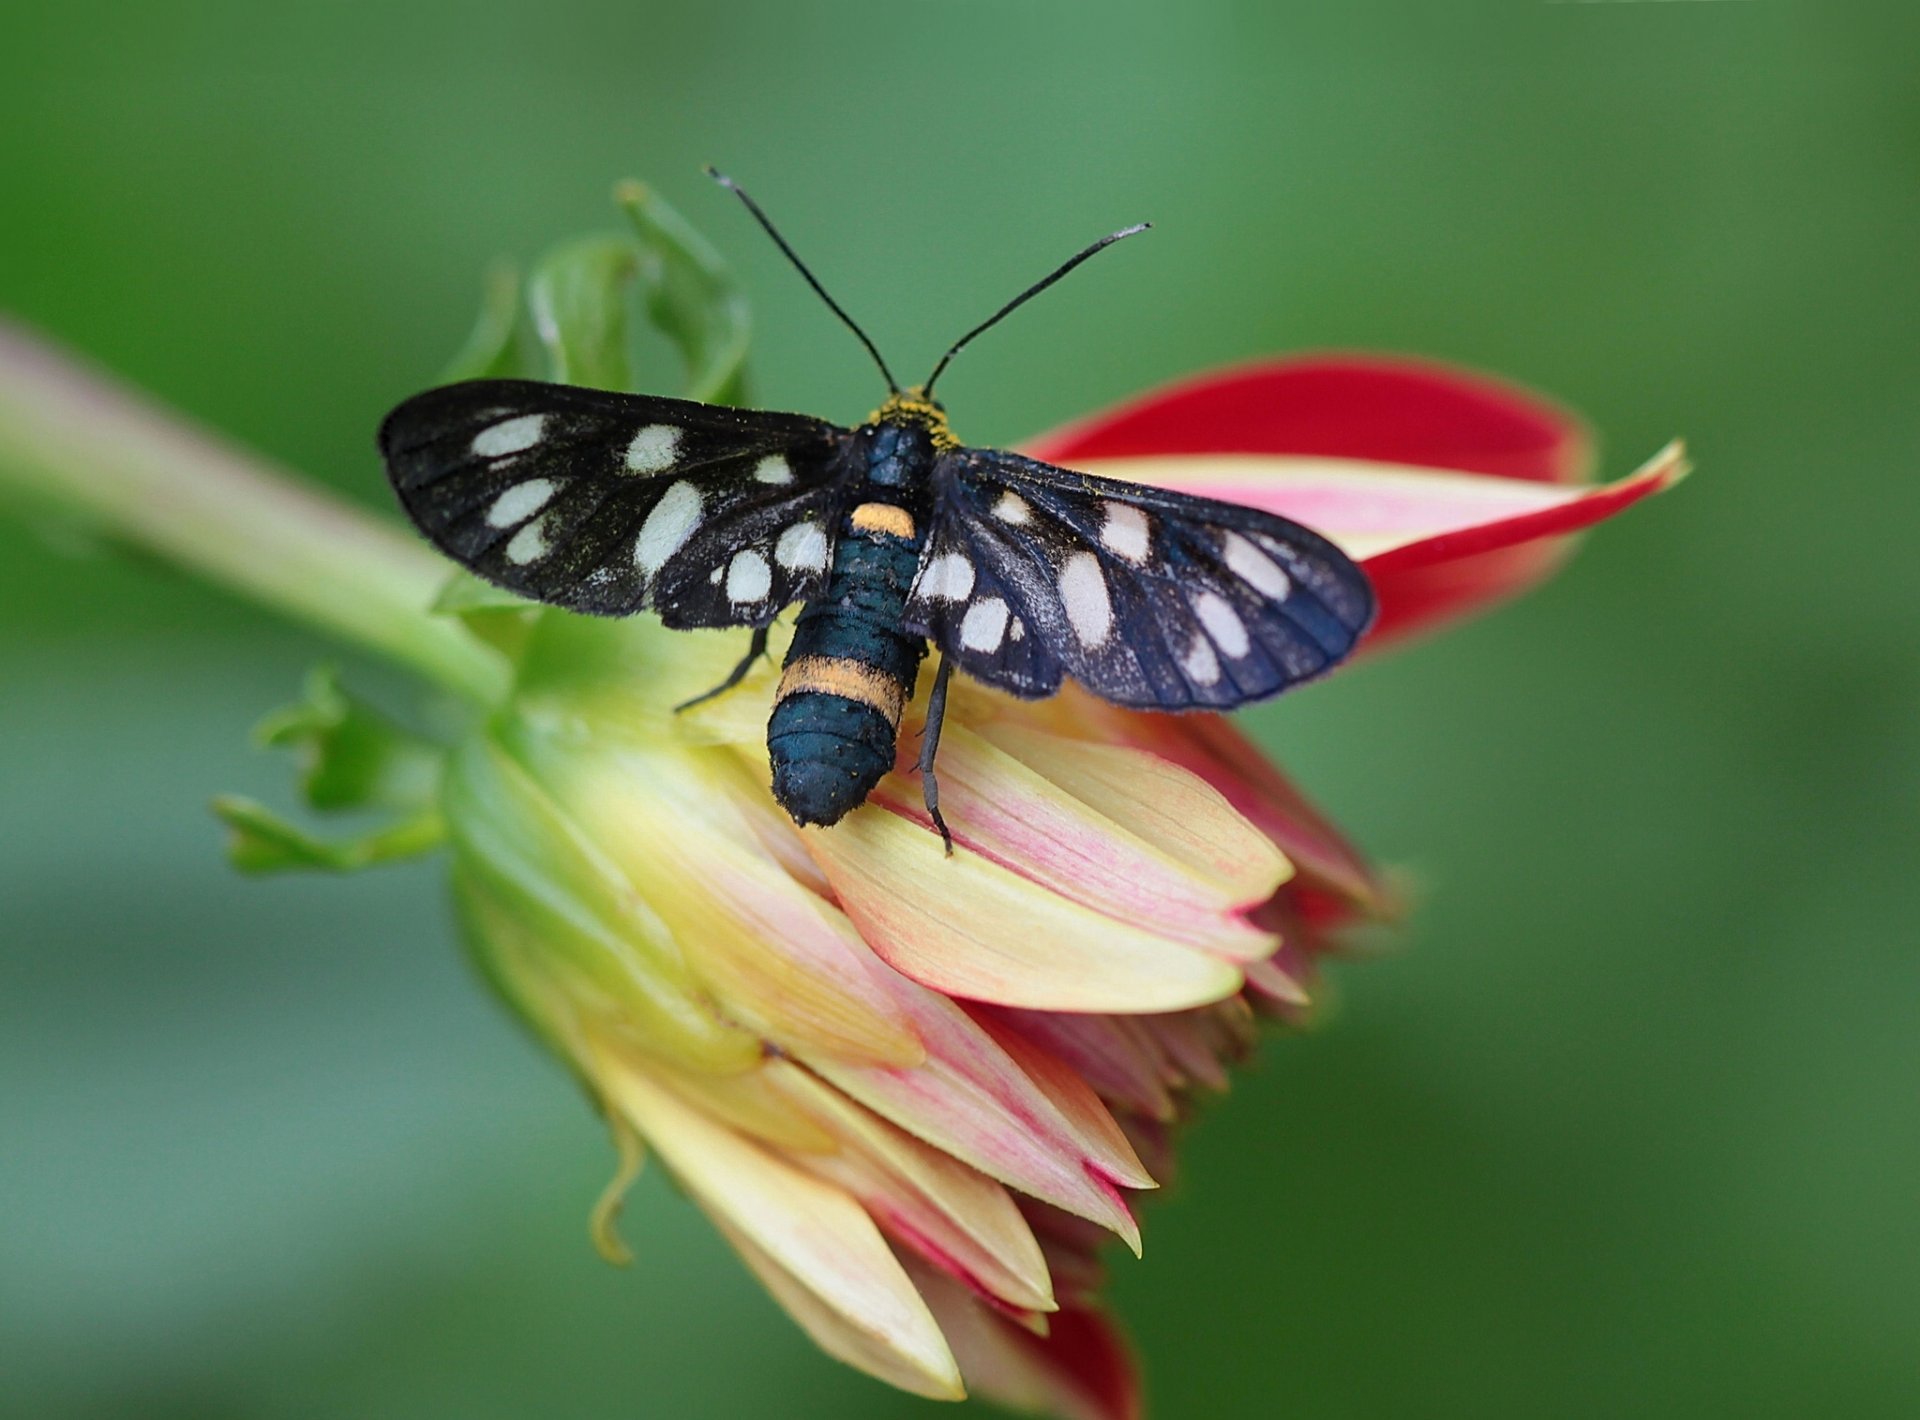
[599,1059,963,1401]
[808,806,1243,1014]
[718,1219,967,1401]
[635,1054,840,1155]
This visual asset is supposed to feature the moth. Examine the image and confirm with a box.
[379,172,1376,850]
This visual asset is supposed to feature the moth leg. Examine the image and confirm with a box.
[674,625,772,712]
[917,655,956,855]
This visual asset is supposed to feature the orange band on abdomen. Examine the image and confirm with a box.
[776,655,908,727]
[849,501,916,540]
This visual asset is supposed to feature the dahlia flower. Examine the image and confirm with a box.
[0,185,1682,1420]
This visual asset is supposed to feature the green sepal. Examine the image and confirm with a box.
[438,262,529,383]
[212,795,445,874]
[253,664,442,813]
[614,180,751,405]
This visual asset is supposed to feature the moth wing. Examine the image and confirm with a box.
[903,448,1375,708]
[379,379,855,625]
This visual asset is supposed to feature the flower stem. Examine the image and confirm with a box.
[0,320,510,704]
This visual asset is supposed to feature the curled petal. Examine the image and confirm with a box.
[1068,442,1686,649]
[1024,355,1682,648]
[597,1057,964,1400]
[1355,440,1688,644]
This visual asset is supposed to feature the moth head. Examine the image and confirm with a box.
[868,387,960,451]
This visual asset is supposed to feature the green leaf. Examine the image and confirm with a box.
[527,235,640,391]
[615,179,751,405]
[253,665,442,813]
[213,796,444,874]
[439,262,530,382]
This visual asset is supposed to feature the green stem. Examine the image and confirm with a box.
[0,320,510,704]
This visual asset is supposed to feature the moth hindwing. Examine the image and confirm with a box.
[378,379,858,626]
[901,446,1376,709]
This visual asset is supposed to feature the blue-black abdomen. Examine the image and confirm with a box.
[766,423,933,827]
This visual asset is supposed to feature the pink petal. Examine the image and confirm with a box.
[974,1007,1179,1123]
[806,970,1153,1251]
[1025,354,1591,484]
[965,1011,1154,1192]
[768,1063,1057,1317]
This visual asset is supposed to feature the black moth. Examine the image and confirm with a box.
[379,172,1375,851]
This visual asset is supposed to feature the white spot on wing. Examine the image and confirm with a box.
[1180,634,1222,686]
[727,549,772,604]
[753,454,793,484]
[624,424,681,474]
[473,414,546,459]
[709,565,724,584]
[775,521,828,572]
[634,481,702,574]
[919,552,975,602]
[1057,552,1113,648]
[1100,503,1151,563]
[484,478,557,528]
[992,491,1031,525]
[1222,531,1291,599]
[960,597,1011,653]
[504,515,549,564]
[1193,590,1251,659]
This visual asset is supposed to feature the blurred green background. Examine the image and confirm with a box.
[3,3,1916,1417]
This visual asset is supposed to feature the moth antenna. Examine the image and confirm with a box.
[706,166,900,394]
[922,222,1150,397]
